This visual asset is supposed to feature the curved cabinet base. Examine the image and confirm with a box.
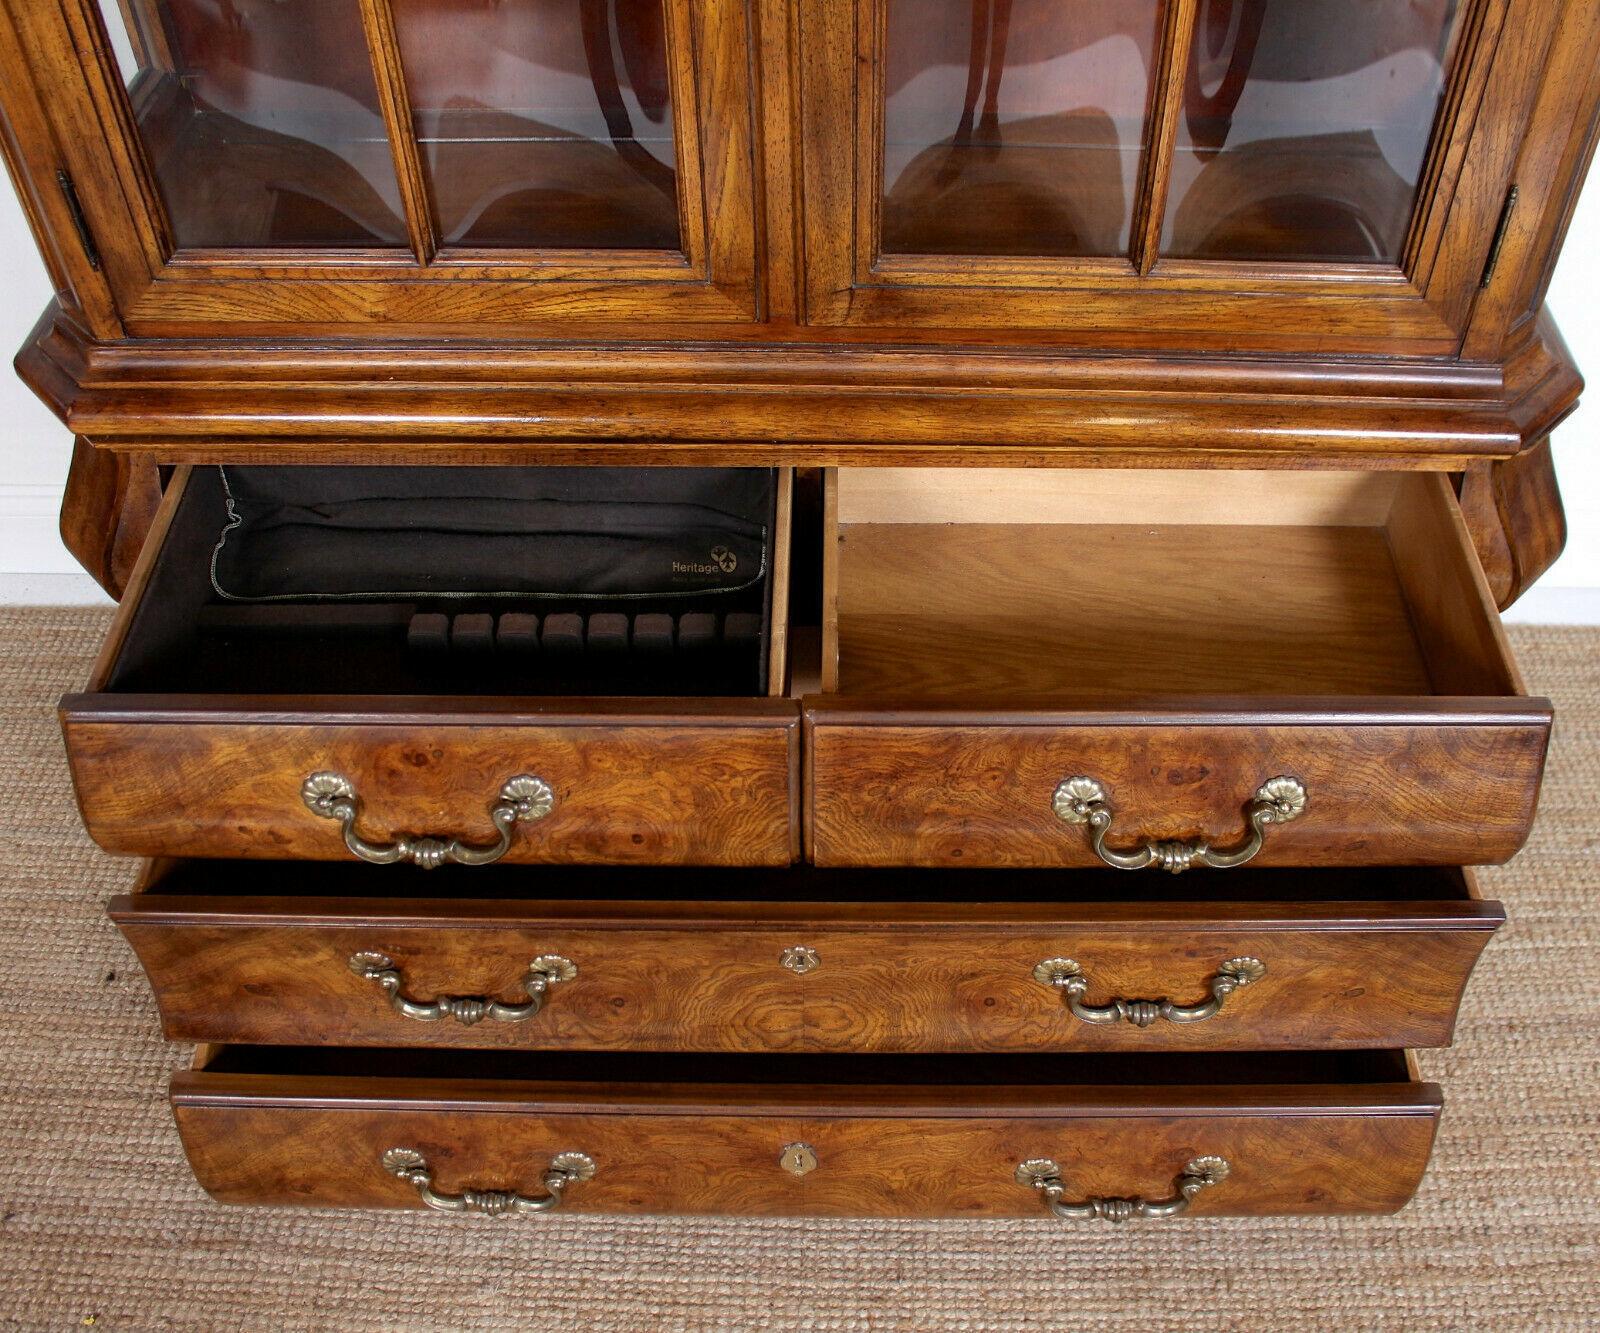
[1459,437,1569,611]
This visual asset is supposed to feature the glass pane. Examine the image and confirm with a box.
[1161,0,1463,264]
[96,0,408,248]
[881,0,1163,258]
[390,0,680,250]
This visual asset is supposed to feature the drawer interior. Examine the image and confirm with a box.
[822,468,1520,702]
[193,1045,1417,1090]
[138,858,1479,905]
[105,465,790,698]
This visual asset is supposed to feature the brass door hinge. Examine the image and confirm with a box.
[55,169,100,271]
[1479,184,1519,290]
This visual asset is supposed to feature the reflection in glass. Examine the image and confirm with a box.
[96,0,407,248]
[881,0,1163,257]
[391,0,680,250]
[1162,0,1463,263]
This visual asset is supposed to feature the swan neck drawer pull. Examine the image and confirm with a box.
[1032,956,1265,1026]
[1015,1156,1230,1222]
[383,1148,595,1215]
[1052,775,1306,874]
[301,772,554,869]
[349,952,577,1025]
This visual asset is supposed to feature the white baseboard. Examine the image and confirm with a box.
[0,485,112,604]
[1501,586,1600,625]
[0,572,114,605]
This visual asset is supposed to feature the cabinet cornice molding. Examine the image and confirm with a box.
[17,303,1578,469]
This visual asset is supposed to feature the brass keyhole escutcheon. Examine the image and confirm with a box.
[780,1142,818,1176]
[780,946,820,975]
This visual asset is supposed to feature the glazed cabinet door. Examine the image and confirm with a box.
[798,0,1551,352]
[12,0,758,334]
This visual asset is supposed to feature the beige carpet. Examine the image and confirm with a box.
[1,606,1597,1332]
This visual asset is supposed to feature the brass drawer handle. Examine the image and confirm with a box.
[1052,775,1306,874]
[1015,1155,1230,1222]
[1032,956,1265,1027]
[349,952,577,1025]
[383,1148,595,1216]
[301,772,554,869]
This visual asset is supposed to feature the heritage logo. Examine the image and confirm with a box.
[673,546,738,576]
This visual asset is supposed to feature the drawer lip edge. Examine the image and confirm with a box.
[802,695,1554,728]
[60,694,802,727]
[169,1072,1445,1119]
[107,893,1508,933]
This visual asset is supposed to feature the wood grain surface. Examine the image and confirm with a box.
[0,0,1592,1239]
[113,886,1502,1052]
[24,318,1581,465]
[56,439,160,600]
[794,0,1535,353]
[831,522,1435,699]
[171,1063,1442,1217]
[805,707,1551,868]
[811,467,1549,868]
[1459,438,1569,611]
[825,469,1520,701]
[1,0,1591,470]
[3,0,762,331]
[63,706,800,865]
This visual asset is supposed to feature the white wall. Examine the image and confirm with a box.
[0,190,96,603]
[1542,183,1600,621]
[0,181,1596,617]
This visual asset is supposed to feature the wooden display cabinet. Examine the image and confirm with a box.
[0,0,1588,466]
[2,0,1596,1222]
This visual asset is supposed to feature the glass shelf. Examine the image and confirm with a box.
[1160,0,1464,264]
[881,0,1162,258]
[100,0,407,248]
[391,0,681,250]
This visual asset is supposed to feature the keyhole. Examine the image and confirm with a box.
[780,1142,817,1175]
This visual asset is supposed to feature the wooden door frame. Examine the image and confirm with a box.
[7,0,761,335]
[797,0,1560,354]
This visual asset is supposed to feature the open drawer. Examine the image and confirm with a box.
[112,859,1500,1053]
[61,466,799,866]
[171,1047,1441,1218]
[808,469,1551,869]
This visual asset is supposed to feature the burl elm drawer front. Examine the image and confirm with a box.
[811,469,1551,870]
[804,704,1549,869]
[172,1050,1440,1219]
[61,465,800,867]
[65,703,799,865]
[114,863,1498,1054]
